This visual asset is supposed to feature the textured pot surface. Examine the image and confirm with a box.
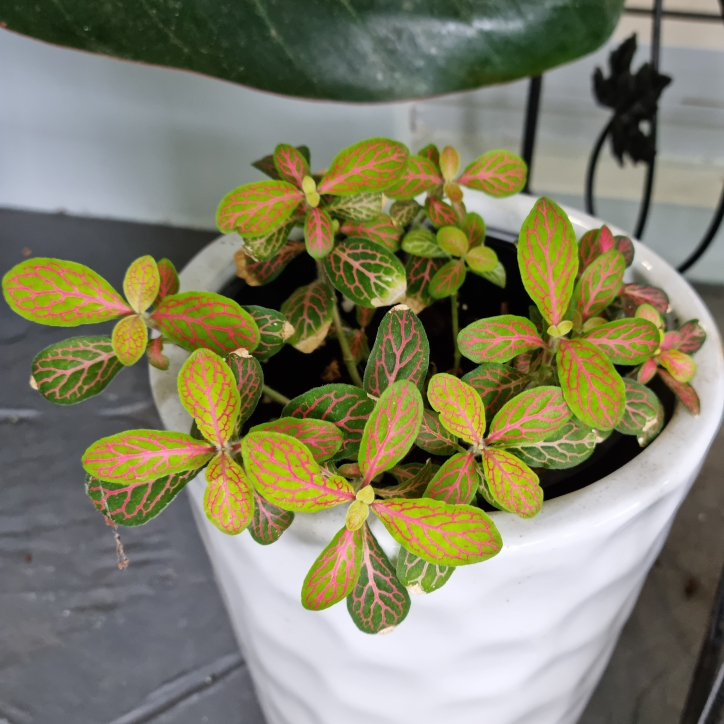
[150,193,724,724]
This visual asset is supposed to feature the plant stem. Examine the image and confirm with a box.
[263,385,290,406]
[330,297,364,387]
[451,292,461,370]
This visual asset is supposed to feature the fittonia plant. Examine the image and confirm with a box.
[1,138,706,634]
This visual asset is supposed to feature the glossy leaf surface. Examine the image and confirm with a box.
[427,373,486,445]
[396,547,454,594]
[615,378,664,444]
[415,410,458,456]
[280,281,334,354]
[457,150,527,196]
[506,418,597,469]
[584,318,659,365]
[251,418,343,462]
[458,314,545,363]
[242,305,293,362]
[112,314,148,366]
[216,180,302,235]
[249,489,295,545]
[204,453,254,535]
[482,448,542,518]
[461,362,530,418]
[424,452,477,505]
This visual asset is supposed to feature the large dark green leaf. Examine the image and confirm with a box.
[2,1,625,102]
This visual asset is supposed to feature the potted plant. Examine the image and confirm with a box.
[3,138,722,724]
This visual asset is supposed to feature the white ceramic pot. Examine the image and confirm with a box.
[150,193,724,724]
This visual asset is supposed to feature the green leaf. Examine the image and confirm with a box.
[216,180,303,235]
[426,197,458,228]
[32,335,123,405]
[458,150,527,197]
[385,154,443,199]
[302,526,363,610]
[146,337,169,371]
[461,362,530,419]
[465,245,498,274]
[248,489,295,545]
[477,261,507,288]
[123,255,160,314]
[324,192,383,222]
[390,199,423,227]
[578,228,601,269]
[572,249,625,321]
[464,212,487,248]
[150,291,260,355]
[242,431,355,512]
[375,460,438,499]
[282,384,374,461]
[304,207,335,259]
[241,305,293,362]
[250,417,343,462]
[340,215,401,252]
[318,139,408,195]
[363,305,430,397]
[178,349,240,447]
[240,220,295,262]
[615,378,664,446]
[251,152,281,179]
[418,144,440,165]
[3,258,132,326]
[458,314,545,364]
[584,318,660,365]
[429,259,466,299]
[225,350,264,428]
[427,373,486,445]
[621,283,670,315]
[323,238,407,308]
[424,452,478,505]
[235,241,305,287]
[658,369,700,416]
[482,448,542,518]
[437,226,468,257]
[82,430,216,483]
[518,197,578,326]
[401,229,449,259]
[347,523,411,633]
[415,409,458,456]
[372,498,502,566]
[486,386,571,446]
[358,380,424,484]
[86,469,196,526]
[204,452,255,535]
[506,418,598,469]
[111,314,148,366]
[280,281,334,353]
[557,339,625,429]
[402,255,446,313]
[155,258,180,304]
[658,349,696,383]
[273,143,311,188]
[396,547,454,594]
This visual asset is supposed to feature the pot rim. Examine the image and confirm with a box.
[150,191,724,551]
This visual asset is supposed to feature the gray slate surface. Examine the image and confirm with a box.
[0,207,722,724]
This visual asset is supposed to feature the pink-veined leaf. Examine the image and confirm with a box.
[338,462,362,478]
[241,220,295,262]
[389,199,422,227]
[658,349,696,383]
[417,143,440,166]
[437,226,468,257]
[429,259,466,299]
[584,318,660,365]
[675,320,706,354]
[2,258,132,326]
[557,339,625,429]
[85,469,195,526]
[482,448,542,518]
[615,378,664,446]
[464,212,487,248]
[241,305,293,362]
[32,335,123,405]
[273,143,310,188]
[396,546,454,594]
[112,314,148,367]
[178,349,240,447]
[280,280,334,353]
[461,362,530,419]
[485,386,571,445]
[242,431,355,512]
[204,452,254,535]
[347,523,410,633]
[573,249,626,321]
[82,430,215,483]
[465,245,498,274]
[375,460,437,499]
[518,197,578,326]
[371,498,502,566]
[401,255,446,313]
[425,197,458,228]
[123,255,159,314]
[340,215,402,252]
[637,356,658,384]
[147,336,169,371]
[363,304,430,397]
[621,283,669,315]
[513,350,536,374]
[401,228,449,259]
[598,225,615,252]
[578,229,600,269]
[615,235,635,266]
[325,192,383,222]
[302,526,363,610]
[216,180,303,235]
[635,303,664,329]
[457,314,545,363]
[226,350,264,428]
[304,207,335,259]
[661,330,680,351]
[658,368,700,416]
[251,417,343,462]
[385,154,443,199]
[249,488,295,545]
[506,418,598,470]
[283,384,374,461]
[150,291,260,355]
[427,373,485,445]
[318,138,408,195]
[155,258,179,304]
[457,150,527,197]
[356,305,376,329]
[358,380,423,485]
[424,452,477,505]
[252,152,281,179]
[323,238,407,308]
[415,410,458,456]
[235,241,305,286]
[344,326,370,364]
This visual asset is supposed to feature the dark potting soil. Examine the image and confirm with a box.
[219,232,675,505]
